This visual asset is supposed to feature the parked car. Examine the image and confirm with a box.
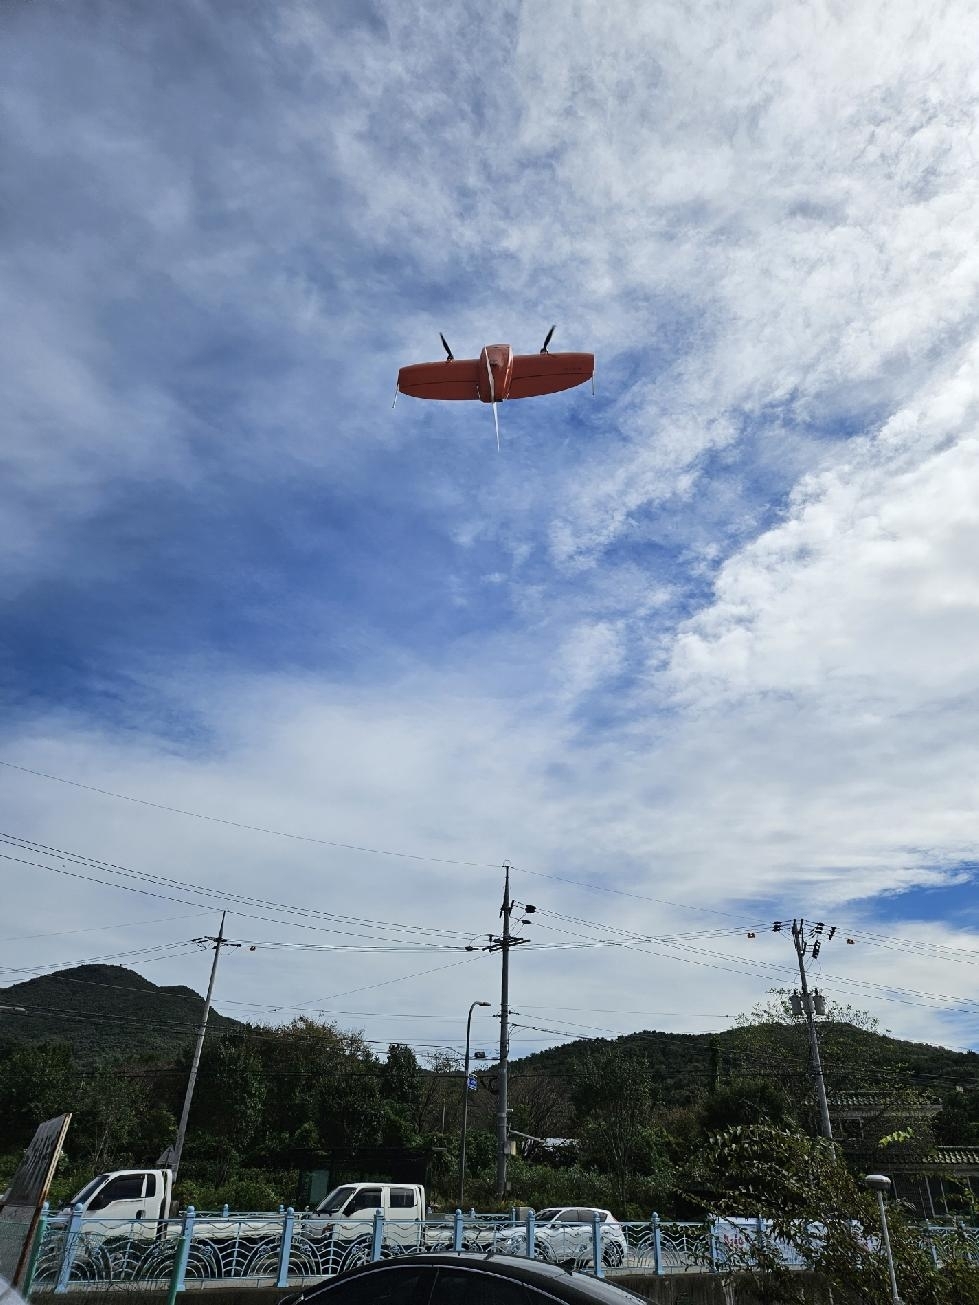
[280,1252,644,1305]
[493,1208,628,1267]
[709,1216,874,1270]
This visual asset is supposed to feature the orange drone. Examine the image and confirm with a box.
[395,327,595,447]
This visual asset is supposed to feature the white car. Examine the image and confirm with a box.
[495,1207,628,1267]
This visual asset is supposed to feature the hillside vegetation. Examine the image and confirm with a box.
[0,964,241,1060]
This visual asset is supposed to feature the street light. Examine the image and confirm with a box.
[459,1001,491,1209]
[865,1173,901,1304]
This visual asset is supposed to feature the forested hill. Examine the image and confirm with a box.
[5,963,979,1100]
[0,964,241,1061]
[511,1022,979,1103]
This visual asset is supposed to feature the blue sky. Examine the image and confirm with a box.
[4,0,979,1056]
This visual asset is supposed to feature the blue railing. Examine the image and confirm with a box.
[18,1205,979,1293]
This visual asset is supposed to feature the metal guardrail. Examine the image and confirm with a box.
[19,1205,979,1293]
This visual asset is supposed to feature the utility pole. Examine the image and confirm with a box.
[494,865,514,1200]
[170,913,239,1189]
[467,865,533,1199]
[787,918,834,1144]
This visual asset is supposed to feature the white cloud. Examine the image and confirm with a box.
[5,0,979,1056]
[669,345,979,705]
[3,680,979,1051]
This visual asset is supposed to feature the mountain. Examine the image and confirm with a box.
[5,962,979,1100]
[510,1022,979,1103]
[0,964,242,1061]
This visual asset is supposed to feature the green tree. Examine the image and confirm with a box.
[380,1043,422,1146]
[188,1032,267,1156]
[415,1051,460,1137]
[696,1123,979,1305]
[0,1042,73,1149]
[935,1088,979,1145]
[251,1018,381,1155]
[700,1079,798,1134]
[72,1061,150,1171]
[382,1043,420,1105]
[572,1047,672,1214]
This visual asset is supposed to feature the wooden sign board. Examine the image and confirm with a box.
[0,1114,71,1286]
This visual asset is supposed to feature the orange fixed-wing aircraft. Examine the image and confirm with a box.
[396,327,594,406]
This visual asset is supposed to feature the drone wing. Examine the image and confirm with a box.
[507,352,594,400]
[397,359,481,401]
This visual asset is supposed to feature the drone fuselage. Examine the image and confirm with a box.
[477,345,514,403]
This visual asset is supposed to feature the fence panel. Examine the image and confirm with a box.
[0,1212,35,1286]
[21,1209,979,1292]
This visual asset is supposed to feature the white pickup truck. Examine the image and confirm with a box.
[57,1169,179,1235]
[59,1171,426,1228]
[305,1182,431,1263]
[47,1170,431,1279]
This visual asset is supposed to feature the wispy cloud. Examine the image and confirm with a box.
[3,0,979,1050]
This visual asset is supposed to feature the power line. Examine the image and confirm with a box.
[0,951,488,1021]
[521,906,979,1019]
[0,843,477,951]
[7,890,970,1026]
[0,941,204,977]
[0,760,739,919]
[0,912,212,944]
[0,832,474,942]
[6,825,979,1041]
[0,761,493,868]
[0,833,781,968]
[840,928,979,967]
[1,958,737,1025]
[8,762,979,954]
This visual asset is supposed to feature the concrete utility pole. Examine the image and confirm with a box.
[170,913,239,1188]
[495,866,514,1199]
[790,918,834,1144]
[468,865,532,1199]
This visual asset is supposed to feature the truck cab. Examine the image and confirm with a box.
[308,1182,425,1241]
[59,1169,171,1234]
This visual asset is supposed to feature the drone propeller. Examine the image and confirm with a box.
[539,324,556,355]
[439,332,454,361]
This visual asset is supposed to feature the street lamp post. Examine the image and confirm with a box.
[865,1173,901,1304]
[459,1001,491,1209]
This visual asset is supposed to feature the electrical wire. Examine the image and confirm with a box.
[0,845,473,949]
[840,928,979,967]
[7,831,979,1050]
[0,912,212,944]
[524,907,979,1019]
[2,957,736,1026]
[0,941,204,977]
[0,832,473,942]
[7,763,979,952]
[0,761,493,868]
[0,760,738,919]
